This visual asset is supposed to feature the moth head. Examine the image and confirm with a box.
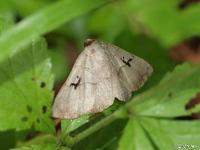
[84,38,96,47]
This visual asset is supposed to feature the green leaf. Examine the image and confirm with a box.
[0,0,110,63]
[0,18,14,34]
[140,117,200,149]
[0,37,54,132]
[11,144,62,150]
[140,117,175,149]
[124,0,200,47]
[61,115,89,134]
[130,63,200,117]
[118,118,154,150]
[119,117,200,150]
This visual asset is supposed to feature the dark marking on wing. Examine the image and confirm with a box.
[70,76,81,90]
[120,57,133,67]
[26,105,32,113]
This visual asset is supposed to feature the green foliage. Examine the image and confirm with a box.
[0,0,110,63]
[0,0,14,22]
[131,63,200,117]
[88,3,126,42]
[123,0,200,47]
[61,115,89,134]
[0,37,54,132]
[11,144,59,150]
[140,118,200,147]
[0,0,199,150]
[118,63,200,149]
[11,0,51,17]
[118,118,154,150]
[0,130,15,150]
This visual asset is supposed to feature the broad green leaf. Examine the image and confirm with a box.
[61,115,89,134]
[118,118,154,150]
[0,0,110,62]
[0,37,54,132]
[140,118,174,150]
[0,18,13,34]
[140,117,200,149]
[11,144,62,150]
[123,0,200,47]
[130,63,200,117]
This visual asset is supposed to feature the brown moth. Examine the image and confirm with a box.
[53,39,153,119]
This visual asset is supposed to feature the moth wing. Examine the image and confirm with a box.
[52,51,87,119]
[104,42,153,93]
[53,45,126,119]
[53,40,153,119]
[86,42,132,112]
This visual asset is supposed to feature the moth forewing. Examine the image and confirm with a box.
[53,39,153,119]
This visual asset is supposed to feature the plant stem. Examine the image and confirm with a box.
[17,134,56,147]
[62,106,128,147]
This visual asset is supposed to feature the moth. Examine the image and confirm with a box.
[53,39,153,119]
